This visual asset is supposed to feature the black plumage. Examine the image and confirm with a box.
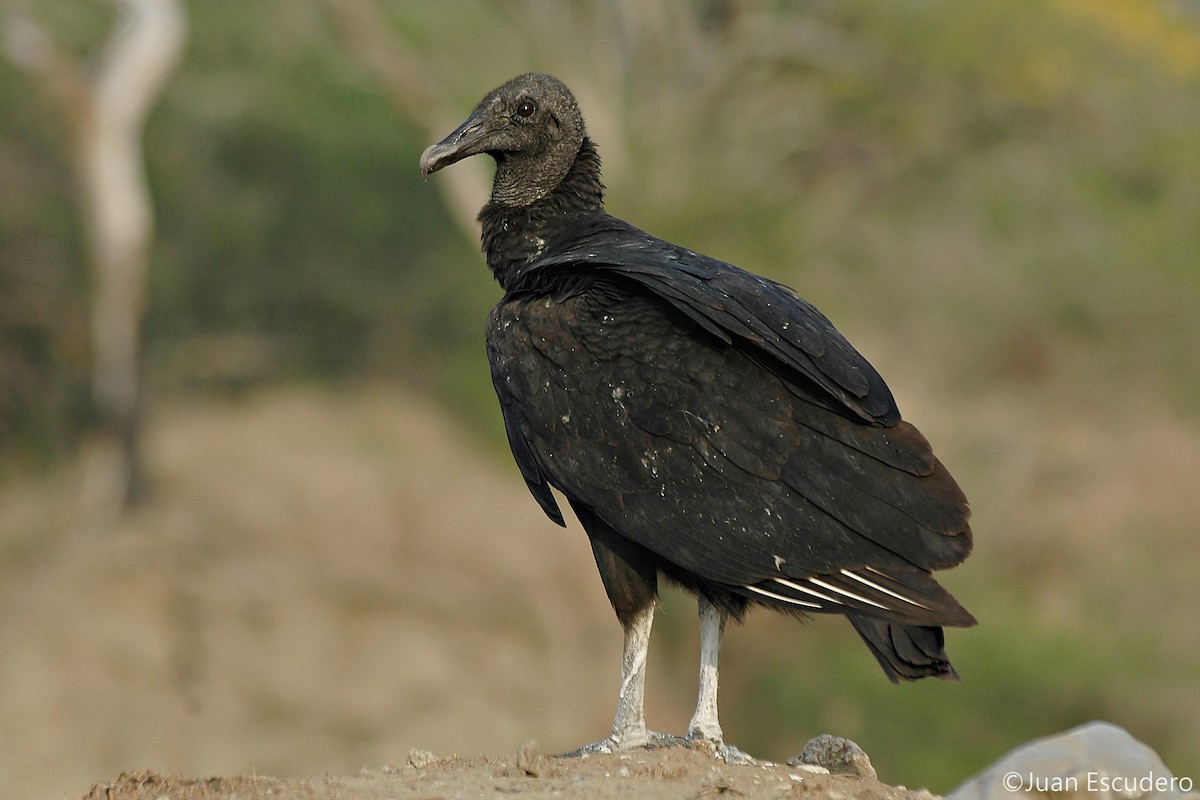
[420,73,975,756]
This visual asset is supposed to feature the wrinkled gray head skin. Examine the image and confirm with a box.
[419,73,587,206]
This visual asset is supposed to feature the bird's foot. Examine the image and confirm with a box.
[558,730,688,758]
[686,733,758,765]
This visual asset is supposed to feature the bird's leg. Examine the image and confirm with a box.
[687,596,755,764]
[688,595,725,743]
[610,600,655,748]
[560,600,686,756]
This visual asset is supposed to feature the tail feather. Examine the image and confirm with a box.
[848,615,962,683]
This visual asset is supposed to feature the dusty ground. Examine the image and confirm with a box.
[81,742,928,800]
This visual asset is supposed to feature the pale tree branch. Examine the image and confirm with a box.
[4,0,186,518]
[82,0,185,422]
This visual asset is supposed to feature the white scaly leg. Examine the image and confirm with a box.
[610,601,655,748]
[688,595,725,743]
[564,601,683,755]
[688,596,755,764]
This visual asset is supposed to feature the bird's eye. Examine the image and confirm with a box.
[515,99,537,119]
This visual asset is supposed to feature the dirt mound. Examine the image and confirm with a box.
[82,742,929,800]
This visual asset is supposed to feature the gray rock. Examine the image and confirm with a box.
[950,721,1197,800]
[790,734,878,780]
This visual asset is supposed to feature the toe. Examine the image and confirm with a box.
[686,735,757,765]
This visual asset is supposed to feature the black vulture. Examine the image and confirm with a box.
[420,73,974,759]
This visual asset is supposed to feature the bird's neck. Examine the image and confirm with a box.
[478,137,605,291]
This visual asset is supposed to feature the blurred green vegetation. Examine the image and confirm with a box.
[3,0,1199,791]
[5,0,1200,455]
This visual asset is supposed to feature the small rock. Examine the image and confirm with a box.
[516,739,551,778]
[407,748,438,769]
[789,734,878,781]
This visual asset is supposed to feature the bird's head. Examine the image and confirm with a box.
[419,73,587,206]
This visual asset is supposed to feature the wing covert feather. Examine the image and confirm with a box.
[486,287,971,595]
[527,216,898,424]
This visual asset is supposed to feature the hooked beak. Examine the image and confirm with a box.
[419,108,497,179]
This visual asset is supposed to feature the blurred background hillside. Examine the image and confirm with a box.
[2,1,1198,798]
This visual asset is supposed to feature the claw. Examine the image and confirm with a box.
[558,731,690,758]
[647,731,690,749]
[686,733,758,765]
[714,742,757,765]
[557,739,614,758]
